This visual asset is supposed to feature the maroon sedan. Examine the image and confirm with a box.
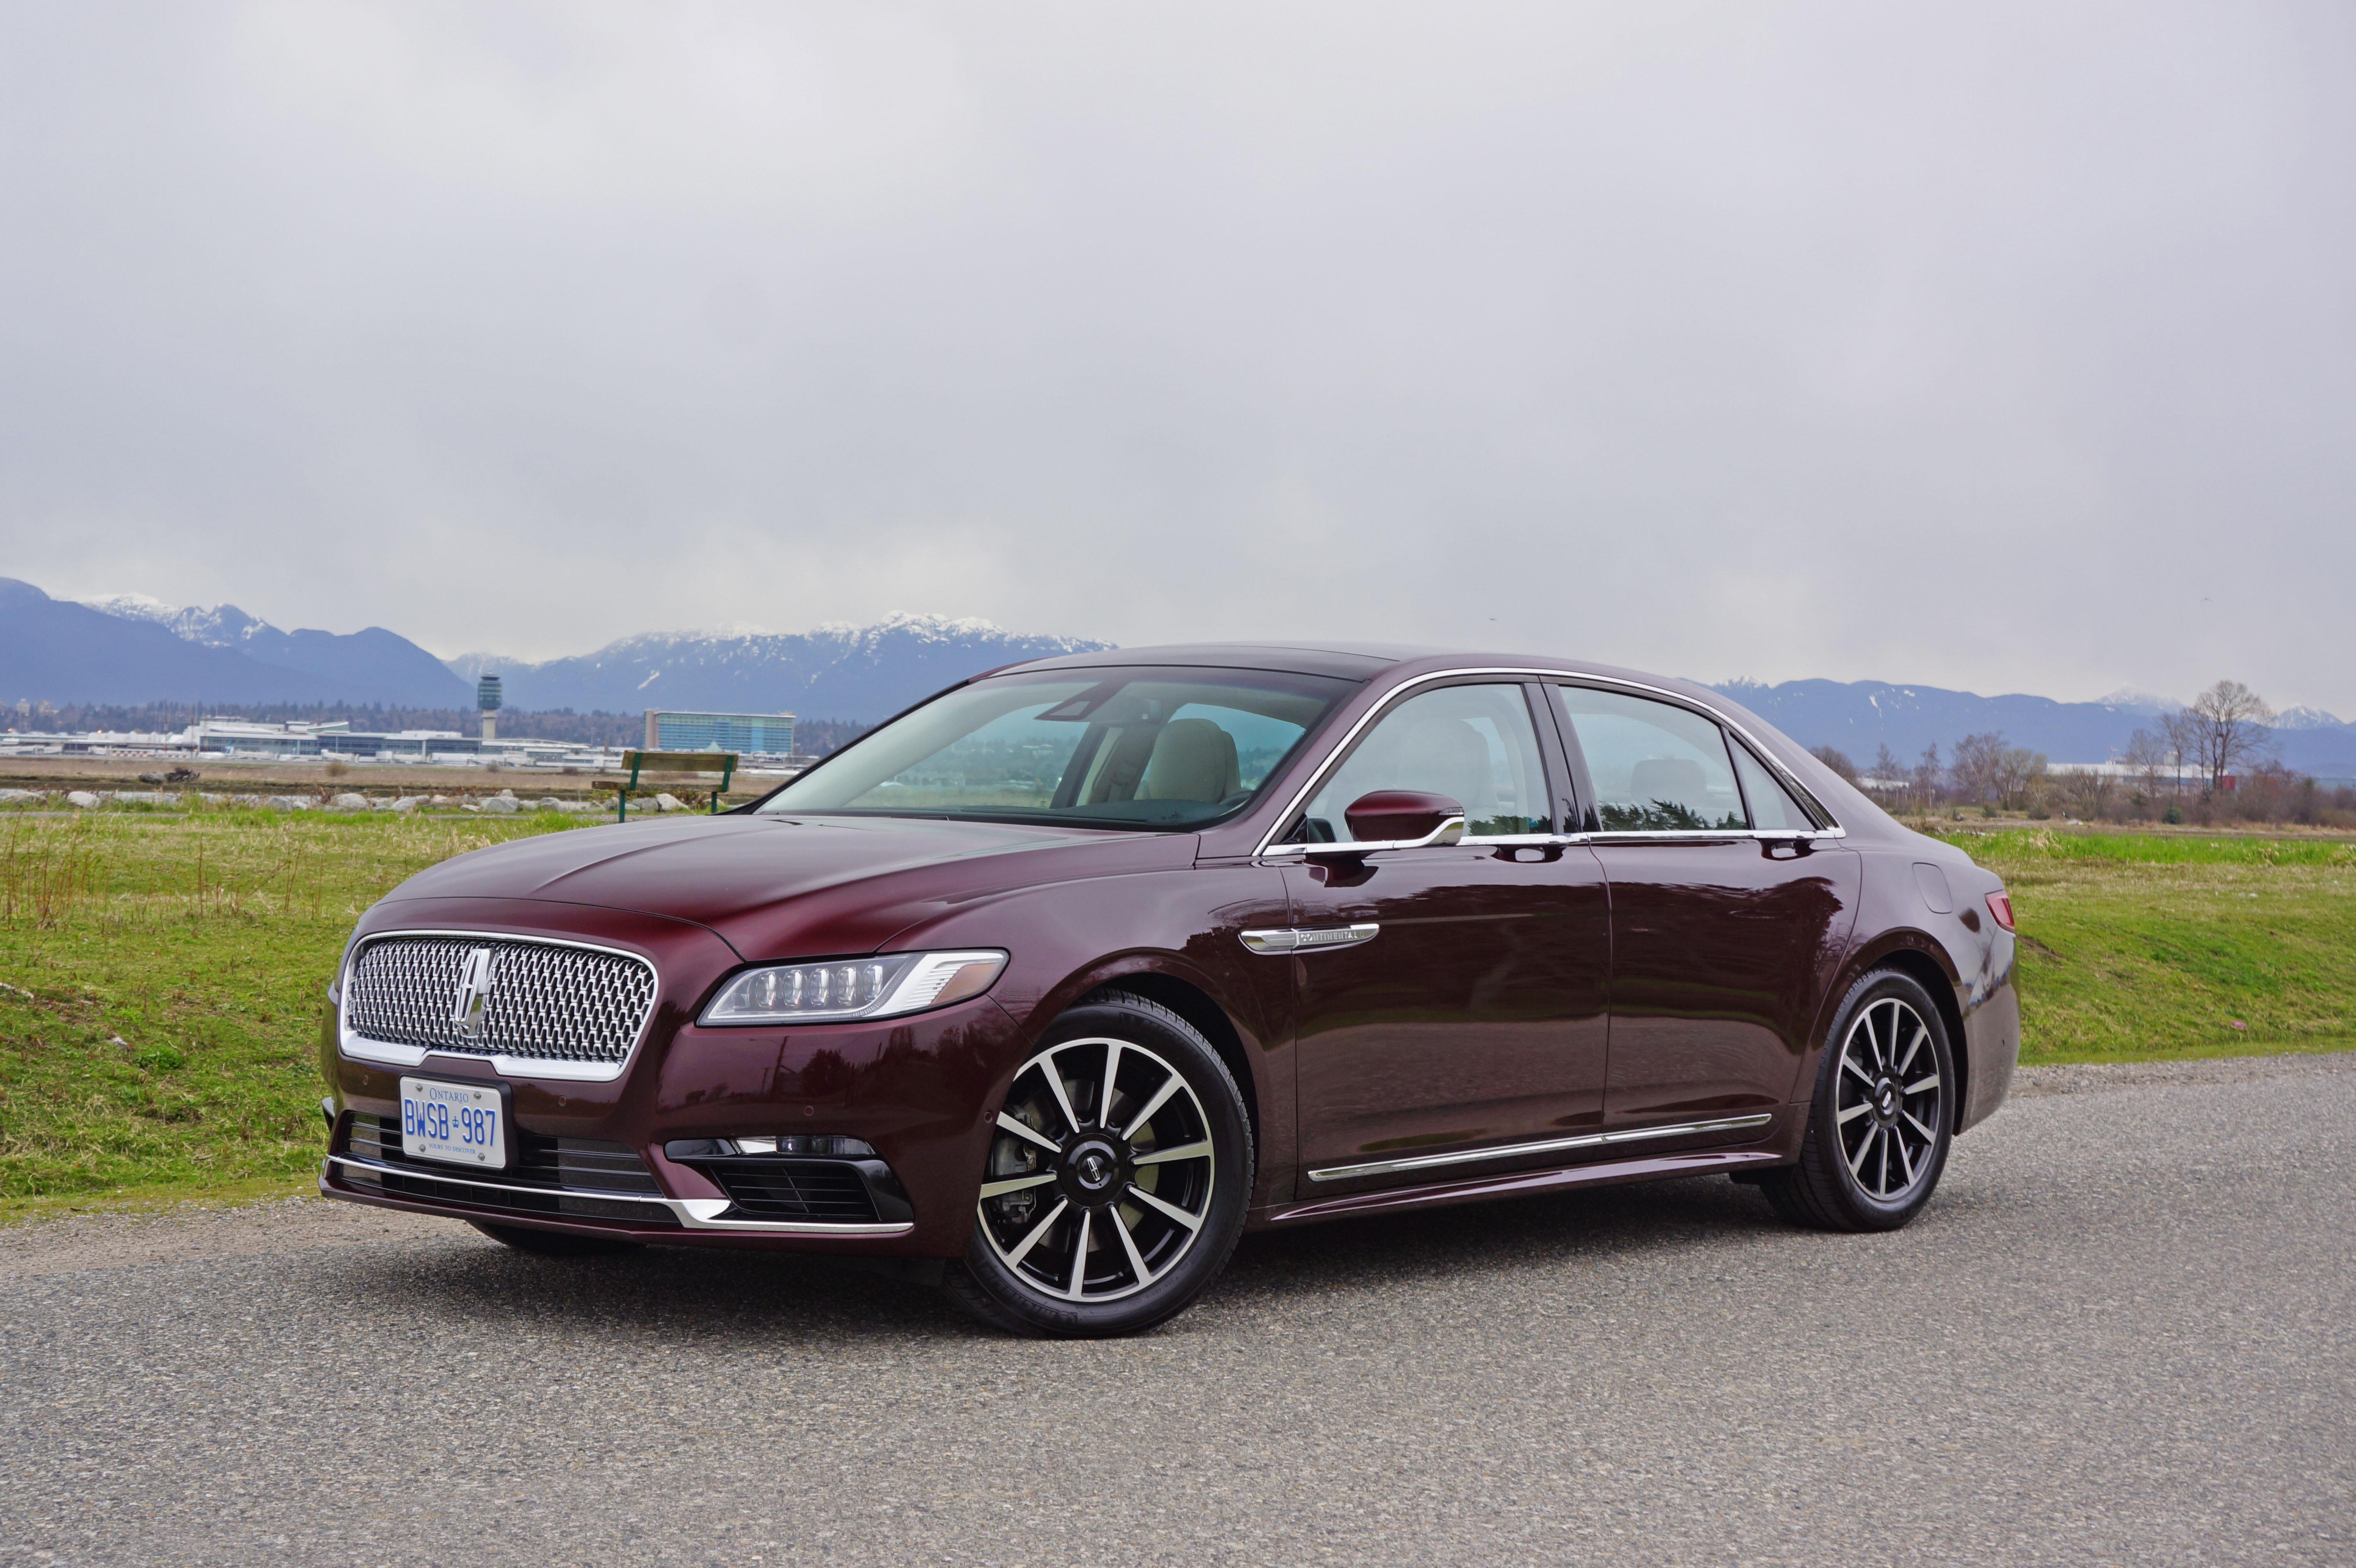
[319,644,2019,1335]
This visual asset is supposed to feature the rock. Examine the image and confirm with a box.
[534,797,565,811]
[111,791,174,806]
[390,796,423,813]
[492,789,519,802]
[264,795,315,811]
[480,797,518,815]
[653,793,685,812]
[461,803,481,813]
[66,791,100,809]
[330,793,371,812]
[0,788,43,803]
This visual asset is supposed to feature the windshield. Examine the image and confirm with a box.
[756,667,1357,830]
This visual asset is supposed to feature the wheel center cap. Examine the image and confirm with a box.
[1876,1081,1898,1118]
[1068,1140,1120,1194]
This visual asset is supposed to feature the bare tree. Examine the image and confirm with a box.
[1913,743,1943,805]
[2158,708,2205,798]
[1951,732,2008,806]
[2179,680,2277,794]
[1810,744,1859,784]
[2118,728,2173,803]
[2066,766,2117,819]
[1999,746,2046,807]
[1872,743,1903,786]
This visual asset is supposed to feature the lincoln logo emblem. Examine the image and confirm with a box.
[449,947,496,1037]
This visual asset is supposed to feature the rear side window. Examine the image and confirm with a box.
[1729,742,1816,831]
[1553,687,1746,831]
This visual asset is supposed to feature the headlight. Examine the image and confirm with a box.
[698,949,1007,1026]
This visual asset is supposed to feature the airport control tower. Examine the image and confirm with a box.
[477,673,502,742]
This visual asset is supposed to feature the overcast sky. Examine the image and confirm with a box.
[2,2,2350,711]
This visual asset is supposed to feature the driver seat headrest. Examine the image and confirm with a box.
[1136,718,1242,802]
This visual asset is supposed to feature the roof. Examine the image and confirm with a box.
[993,641,1720,697]
[996,641,1434,681]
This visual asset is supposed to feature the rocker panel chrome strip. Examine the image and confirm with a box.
[1305,1112,1776,1183]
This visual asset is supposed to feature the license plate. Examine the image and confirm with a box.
[399,1077,509,1169]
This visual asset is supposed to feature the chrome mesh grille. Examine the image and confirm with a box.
[344,935,656,1067]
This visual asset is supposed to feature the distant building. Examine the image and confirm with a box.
[643,710,796,756]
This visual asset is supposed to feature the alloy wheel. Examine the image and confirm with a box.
[1833,996,1946,1202]
[977,1037,1217,1304]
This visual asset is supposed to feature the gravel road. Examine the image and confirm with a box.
[4,1055,2351,1566]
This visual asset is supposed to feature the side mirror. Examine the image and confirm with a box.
[1337,791,1467,848]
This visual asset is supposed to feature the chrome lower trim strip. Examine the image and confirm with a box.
[323,1153,914,1236]
[339,1037,627,1081]
[1305,1112,1775,1183]
[1240,923,1379,955]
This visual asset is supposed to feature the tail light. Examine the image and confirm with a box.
[1986,891,2016,932]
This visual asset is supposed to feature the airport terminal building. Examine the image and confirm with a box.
[643,710,795,757]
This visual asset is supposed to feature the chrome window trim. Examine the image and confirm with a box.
[1305,1112,1775,1183]
[1253,667,1843,860]
[338,929,661,1084]
[324,1153,914,1235]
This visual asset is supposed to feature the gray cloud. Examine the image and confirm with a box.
[2,1,2350,711]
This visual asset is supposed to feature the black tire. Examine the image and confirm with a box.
[469,1220,645,1257]
[943,992,1253,1338]
[1759,969,1956,1232]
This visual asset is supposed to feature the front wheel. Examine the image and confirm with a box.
[1759,969,1955,1232]
[944,993,1253,1337]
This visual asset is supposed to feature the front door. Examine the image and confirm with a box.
[1279,682,1612,1186]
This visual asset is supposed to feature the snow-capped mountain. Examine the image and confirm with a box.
[1710,678,2356,776]
[2275,706,2347,731]
[72,591,471,706]
[443,613,1115,721]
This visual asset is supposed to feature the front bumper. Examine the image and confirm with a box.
[321,897,1028,1255]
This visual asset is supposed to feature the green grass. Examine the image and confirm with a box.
[0,808,597,1211]
[1934,827,2356,1065]
[2,812,2349,1210]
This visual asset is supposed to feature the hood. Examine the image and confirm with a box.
[376,813,1194,945]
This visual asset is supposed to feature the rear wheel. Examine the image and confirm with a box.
[469,1220,644,1257]
[944,993,1252,1337]
[1759,969,1954,1232]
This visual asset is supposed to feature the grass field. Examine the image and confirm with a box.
[0,808,600,1211]
[1929,826,2356,1064]
[1,810,2349,1212]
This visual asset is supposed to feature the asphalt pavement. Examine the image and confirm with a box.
[2,1054,2350,1566]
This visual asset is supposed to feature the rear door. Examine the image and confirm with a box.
[1548,685,1861,1132]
